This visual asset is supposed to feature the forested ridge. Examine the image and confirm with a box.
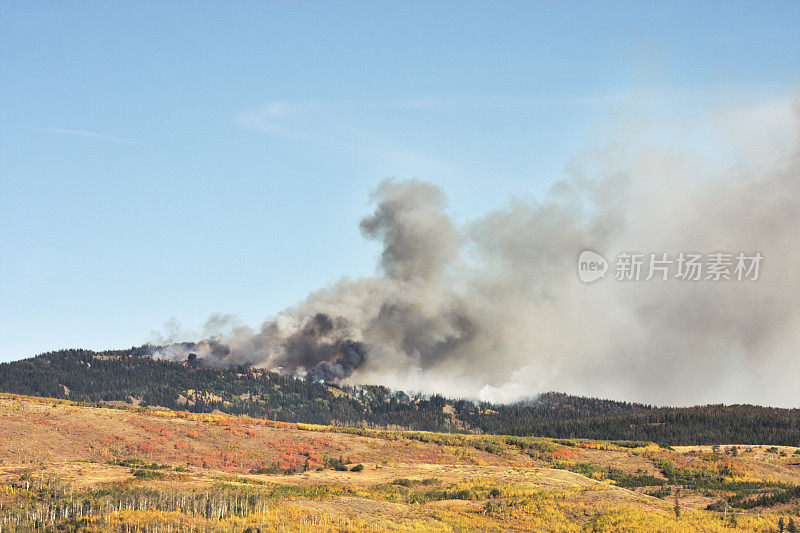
[1,348,798,445]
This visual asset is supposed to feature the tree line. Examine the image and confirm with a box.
[0,348,798,445]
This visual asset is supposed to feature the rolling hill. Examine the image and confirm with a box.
[1,392,799,531]
[1,348,799,446]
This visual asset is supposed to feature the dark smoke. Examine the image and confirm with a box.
[306,340,368,382]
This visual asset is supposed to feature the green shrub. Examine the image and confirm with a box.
[249,465,279,475]
[132,469,165,479]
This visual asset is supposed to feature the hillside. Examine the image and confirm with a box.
[2,393,800,531]
[0,349,799,445]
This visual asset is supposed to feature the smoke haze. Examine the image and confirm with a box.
[154,98,800,407]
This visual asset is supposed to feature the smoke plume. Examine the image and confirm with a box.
[154,97,800,407]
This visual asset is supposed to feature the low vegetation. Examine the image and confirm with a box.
[1,393,800,531]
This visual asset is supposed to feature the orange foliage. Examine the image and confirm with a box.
[219,423,256,438]
[126,440,158,454]
[551,447,577,460]
[310,436,346,451]
[269,439,324,471]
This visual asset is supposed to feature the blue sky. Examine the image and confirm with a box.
[1,1,799,361]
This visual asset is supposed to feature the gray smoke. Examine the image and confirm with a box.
[154,98,800,407]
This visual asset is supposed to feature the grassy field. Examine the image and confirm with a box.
[1,393,799,531]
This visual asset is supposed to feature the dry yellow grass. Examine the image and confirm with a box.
[0,393,798,532]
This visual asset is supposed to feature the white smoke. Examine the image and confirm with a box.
[155,96,800,407]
